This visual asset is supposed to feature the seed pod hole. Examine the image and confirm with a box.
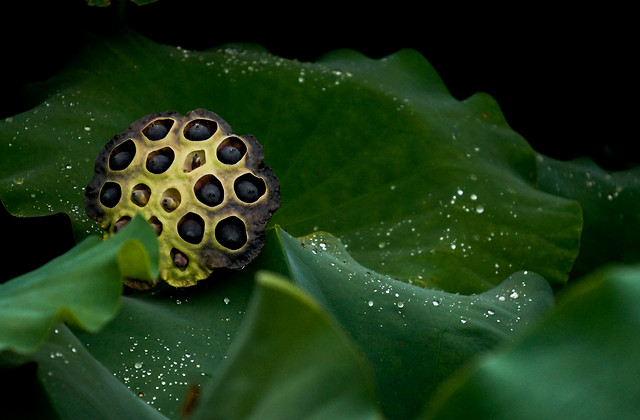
[234,173,266,203]
[171,248,189,270]
[143,119,174,141]
[215,216,247,250]
[109,139,136,171]
[148,216,163,236]
[114,216,131,233]
[161,188,181,212]
[216,137,247,164]
[100,182,122,208]
[194,174,224,207]
[184,119,217,141]
[178,213,205,244]
[146,148,175,174]
[131,183,151,207]
[183,150,205,173]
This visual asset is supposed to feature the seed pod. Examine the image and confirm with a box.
[85,109,281,288]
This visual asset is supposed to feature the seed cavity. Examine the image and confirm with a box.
[171,248,189,270]
[234,173,266,203]
[184,119,217,141]
[215,216,247,250]
[143,119,174,140]
[217,137,246,164]
[161,188,181,212]
[100,182,122,208]
[109,140,136,171]
[194,175,224,207]
[148,216,163,236]
[131,183,151,207]
[114,216,131,233]
[184,150,205,173]
[178,213,205,244]
[146,148,175,174]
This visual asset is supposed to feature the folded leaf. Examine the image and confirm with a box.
[423,264,640,419]
[0,214,158,354]
[191,271,384,420]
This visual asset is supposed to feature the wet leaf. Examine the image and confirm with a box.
[0,214,157,354]
[274,227,554,418]
[191,271,384,420]
[423,264,640,420]
[537,155,640,278]
[0,28,581,293]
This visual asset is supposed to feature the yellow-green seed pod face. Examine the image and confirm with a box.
[85,109,280,288]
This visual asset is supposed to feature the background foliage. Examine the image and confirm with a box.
[1,1,638,419]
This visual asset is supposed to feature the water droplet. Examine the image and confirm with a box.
[13,177,23,185]
[475,205,485,214]
[223,297,230,305]
[134,362,143,369]
[368,300,374,307]
[432,300,440,307]
[378,242,386,249]
[397,302,404,308]
[509,291,519,299]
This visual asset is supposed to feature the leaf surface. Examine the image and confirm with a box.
[0,214,157,354]
[0,29,581,293]
[423,264,640,420]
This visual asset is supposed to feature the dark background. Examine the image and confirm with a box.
[0,1,635,279]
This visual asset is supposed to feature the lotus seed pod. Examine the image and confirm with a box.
[85,109,281,289]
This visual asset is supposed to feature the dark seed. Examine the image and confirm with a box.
[114,217,131,232]
[100,184,121,207]
[235,180,260,203]
[149,217,163,235]
[147,155,172,174]
[197,183,222,206]
[110,151,133,170]
[215,218,246,250]
[179,218,204,244]
[146,124,169,140]
[217,146,242,164]
[173,251,189,268]
[185,123,211,141]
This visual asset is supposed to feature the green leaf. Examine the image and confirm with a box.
[0,214,158,354]
[273,227,555,419]
[5,324,167,419]
[0,28,581,293]
[191,271,384,420]
[422,264,640,419]
[55,227,554,419]
[537,154,640,278]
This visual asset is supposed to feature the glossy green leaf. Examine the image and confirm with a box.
[191,271,384,420]
[537,154,640,278]
[36,227,554,419]
[0,28,581,294]
[0,214,157,354]
[273,227,554,419]
[422,264,640,420]
[3,324,167,419]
